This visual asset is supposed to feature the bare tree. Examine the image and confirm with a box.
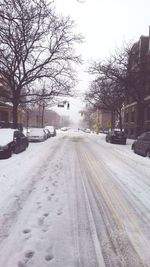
[0,0,82,128]
[88,43,150,136]
[85,76,125,130]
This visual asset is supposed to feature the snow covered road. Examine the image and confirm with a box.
[0,131,150,267]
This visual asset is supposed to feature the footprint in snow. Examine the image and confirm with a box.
[43,212,49,217]
[47,196,52,201]
[18,261,26,267]
[42,227,48,233]
[45,186,49,192]
[45,253,54,261]
[52,181,57,187]
[36,201,42,209]
[24,250,35,260]
[23,229,31,234]
[38,217,44,226]
[57,208,63,215]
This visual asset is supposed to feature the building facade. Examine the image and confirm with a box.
[123,34,150,138]
[0,80,25,128]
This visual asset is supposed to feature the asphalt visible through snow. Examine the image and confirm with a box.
[0,131,150,267]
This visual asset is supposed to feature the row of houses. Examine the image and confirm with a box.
[0,82,70,129]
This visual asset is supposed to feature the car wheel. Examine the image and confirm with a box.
[133,146,136,154]
[14,146,19,154]
[146,150,150,158]
[7,148,12,158]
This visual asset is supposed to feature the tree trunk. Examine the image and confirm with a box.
[111,111,115,129]
[12,100,19,129]
[26,111,29,130]
[119,112,123,131]
[41,104,45,128]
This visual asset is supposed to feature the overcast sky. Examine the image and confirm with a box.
[53,0,150,125]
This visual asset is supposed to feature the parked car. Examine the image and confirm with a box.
[0,128,29,159]
[105,129,127,144]
[27,128,47,142]
[131,132,150,157]
[85,128,91,133]
[60,127,69,132]
[45,126,56,137]
[44,128,51,138]
[103,128,109,134]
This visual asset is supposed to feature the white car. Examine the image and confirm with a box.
[27,128,47,142]
[0,128,29,159]
[85,128,91,133]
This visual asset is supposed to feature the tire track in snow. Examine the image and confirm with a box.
[79,140,149,266]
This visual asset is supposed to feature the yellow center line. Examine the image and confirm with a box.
[81,144,143,231]
[79,145,125,230]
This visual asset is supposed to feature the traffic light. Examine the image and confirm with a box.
[58,102,64,107]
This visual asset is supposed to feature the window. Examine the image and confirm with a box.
[125,112,129,122]
[0,111,8,122]
[145,132,150,140]
[131,111,135,122]
[146,106,150,121]
[130,129,134,135]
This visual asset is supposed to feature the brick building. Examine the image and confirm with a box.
[123,34,150,138]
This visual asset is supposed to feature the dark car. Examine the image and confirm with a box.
[44,128,51,138]
[0,128,29,159]
[105,129,127,145]
[45,126,56,137]
[131,132,150,158]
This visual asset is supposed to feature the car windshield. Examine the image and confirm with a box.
[0,129,15,145]
[114,131,125,135]
[28,128,44,135]
[45,126,54,131]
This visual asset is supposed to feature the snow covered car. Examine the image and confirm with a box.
[85,128,91,133]
[131,132,150,157]
[45,126,56,137]
[0,128,29,159]
[105,129,127,144]
[27,128,47,142]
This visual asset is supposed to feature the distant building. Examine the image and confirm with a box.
[26,108,64,128]
[97,110,112,130]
